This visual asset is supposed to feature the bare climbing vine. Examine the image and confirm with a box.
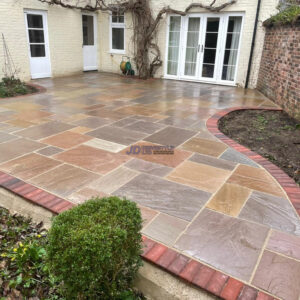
[37,0,237,78]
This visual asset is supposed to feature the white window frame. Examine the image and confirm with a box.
[110,12,126,54]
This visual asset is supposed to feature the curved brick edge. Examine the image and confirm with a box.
[206,106,300,217]
[0,83,46,100]
[0,169,277,300]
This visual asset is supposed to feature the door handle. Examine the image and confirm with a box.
[197,44,200,52]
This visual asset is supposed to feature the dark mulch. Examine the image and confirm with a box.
[218,110,300,185]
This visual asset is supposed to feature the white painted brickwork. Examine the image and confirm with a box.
[0,0,278,87]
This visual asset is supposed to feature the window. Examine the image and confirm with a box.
[110,12,125,53]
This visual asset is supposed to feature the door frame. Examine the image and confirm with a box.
[82,12,98,71]
[164,12,245,86]
[24,9,52,79]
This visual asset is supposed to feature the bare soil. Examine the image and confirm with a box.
[218,110,300,185]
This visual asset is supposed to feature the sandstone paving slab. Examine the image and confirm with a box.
[54,145,130,174]
[252,250,300,300]
[142,213,188,246]
[29,164,99,198]
[239,191,300,235]
[114,173,211,221]
[144,126,196,147]
[175,208,269,281]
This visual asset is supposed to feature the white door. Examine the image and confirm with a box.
[165,13,244,85]
[24,10,51,79]
[82,14,98,71]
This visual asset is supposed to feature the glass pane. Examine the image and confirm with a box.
[202,64,214,78]
[112,28,124,50]
[228,16,242,33]
[30,44,45,57]
[185,62,196,76]
[205,33,218,48]
[27,14,43,28]
[168,47,179,61]
[222,16,242,81]
[203,49,216,64]
[167,61,178,76]
[188,18,200,31]
[170,16,181,31]
[167,16,181,76]
[112,12,124,23]
[169,32,180,47]
[187,32,199,47]
[226,33,240,49]
[82,15,94,46]
[184,17,200,76]
[29,30,44,43]
[222,65,236,81]
[223,49,238,65]
[206,18,219,32]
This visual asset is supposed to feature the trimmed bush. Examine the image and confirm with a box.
[47,197,143,299]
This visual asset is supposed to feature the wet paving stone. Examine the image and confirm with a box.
[175,209,269,281]
[114,173,211,221]
[239,191,300,235]
[144,126,196,147]
[252,250,300,300]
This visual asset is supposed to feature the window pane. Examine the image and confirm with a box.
[169,32,180,47]
[185,62,196,76]
[222,65,236,81]
[27,14,43,28]
[202,64,214,78]
[167,61,178,76]
[206,18,219,32]
[29,30,44,43]
[203,49,216,64]
[168,47,179,61]
[205,33,218,48]
[30,44,45,57]
[223,49,238,65]
[112,12,124,23]
[226,33,240,49]
[112,27,124,50]
[82,15,94,45]
[170,16,181,31]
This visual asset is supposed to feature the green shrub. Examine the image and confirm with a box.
[0,76,34,98]
[47,197,143,299]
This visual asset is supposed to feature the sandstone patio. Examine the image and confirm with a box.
[0,73,299,300]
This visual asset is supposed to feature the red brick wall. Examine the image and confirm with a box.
[257,24,300,120]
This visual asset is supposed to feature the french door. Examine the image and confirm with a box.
[82,13,98,71]
[24,10,51,79]
[165,13,243,85]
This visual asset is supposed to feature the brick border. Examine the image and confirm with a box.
[0,168,276,300]
[206,107,300,217]
[0,82,46,100]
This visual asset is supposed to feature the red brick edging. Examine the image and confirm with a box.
[206,107,300,217]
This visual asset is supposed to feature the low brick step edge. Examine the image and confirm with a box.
[0,169,276,300]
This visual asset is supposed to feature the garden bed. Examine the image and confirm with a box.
[0,77,38,98]
[218,110,300,185]
[0,198,146,300]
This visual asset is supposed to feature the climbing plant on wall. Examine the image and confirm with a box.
[37,0,238,79]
